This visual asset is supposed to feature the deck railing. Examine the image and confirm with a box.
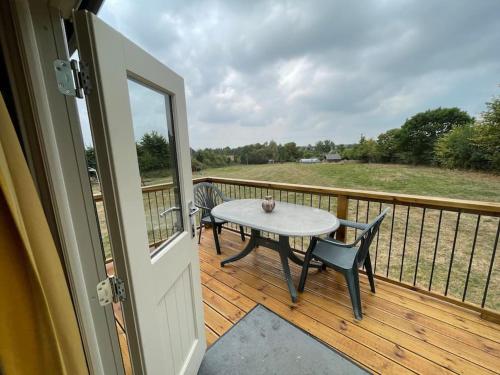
[93,176,500,318]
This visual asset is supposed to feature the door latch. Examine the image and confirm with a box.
[97,276,126,306]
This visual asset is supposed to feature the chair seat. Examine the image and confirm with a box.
[312,240,359,270]
[200,215,227,225]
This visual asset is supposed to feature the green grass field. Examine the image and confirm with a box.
[142,162,500,202]
[200,162,500,201]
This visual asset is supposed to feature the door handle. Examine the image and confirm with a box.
[188,202,199,238]
[160,206,180,217]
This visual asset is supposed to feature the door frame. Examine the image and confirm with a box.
[1,1,125,374]
[74,11,206,373]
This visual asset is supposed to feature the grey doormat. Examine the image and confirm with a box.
[198,305,369,375]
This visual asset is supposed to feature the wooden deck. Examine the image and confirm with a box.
[200,229,500,375]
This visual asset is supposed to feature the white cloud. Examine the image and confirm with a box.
[80,0,500,149]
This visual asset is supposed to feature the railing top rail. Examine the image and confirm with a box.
[92,175,500,215]
[92,177,209,202]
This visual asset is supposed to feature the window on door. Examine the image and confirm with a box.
[127,78,184,255]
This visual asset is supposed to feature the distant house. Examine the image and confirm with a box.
[299,158,321,164]
[325,153,342,163]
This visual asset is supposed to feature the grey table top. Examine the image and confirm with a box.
[211,199,339,237]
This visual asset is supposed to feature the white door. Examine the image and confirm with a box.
[74,11,205,374]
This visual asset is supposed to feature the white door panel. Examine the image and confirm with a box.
[74,10,205,374]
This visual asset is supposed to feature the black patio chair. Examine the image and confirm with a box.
[193,182,245,254]
[298,208,390,320]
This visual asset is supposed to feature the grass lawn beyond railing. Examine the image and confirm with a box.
[93,176,500,320]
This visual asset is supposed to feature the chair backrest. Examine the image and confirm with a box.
[356,208,390,266]
[193,182,225,217]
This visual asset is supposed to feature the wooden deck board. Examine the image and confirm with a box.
[110,230,500,374]
[199,229,500,374]
[212,235,500,358]
[199,249,497,374]
[202,285,247,323]
[203,303,233,336]
[219,233,500,343]
[221,233,500,332]
[204,325,219,347]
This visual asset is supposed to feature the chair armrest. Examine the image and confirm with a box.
[315,236,355,249]
[195,204,212,211]
[338,219,369,231]
[323,220,369,247]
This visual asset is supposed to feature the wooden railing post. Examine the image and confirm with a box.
[336,195,348,242]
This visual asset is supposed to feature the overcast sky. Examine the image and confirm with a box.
[80,0,500,149]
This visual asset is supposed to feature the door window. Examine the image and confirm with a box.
[127,79,183,255]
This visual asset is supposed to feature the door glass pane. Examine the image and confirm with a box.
[127,78,183,256]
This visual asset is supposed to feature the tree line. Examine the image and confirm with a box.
[85,131,173,174]
[342,97,500,171]
[86,137,338,173]
[85,96,499,174]
[191,139,338,170]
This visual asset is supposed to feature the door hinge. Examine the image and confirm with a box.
[53,59,92,98]
[97,276,126,306]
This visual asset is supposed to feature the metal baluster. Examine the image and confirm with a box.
[386,204,396,277]
[147,192,156,245]
[302,193,305,250]
[445,212,462,296]
[354,200,360,238]
[413,208,426,286]
[399,206,411,282]
[163,190,170,238]
[294,192,297,250]
[429,210,443,291]
[364,201,371,271]
[159,189,168,238]
[463,215,481,302]
[374,202,382,273]
[154,191,162,241]
[168,188,175,236]
[481,220,500,308]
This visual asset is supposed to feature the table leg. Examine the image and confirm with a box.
[220,229,259,267]
[287,239,322,269]
[278,235,298,303]
[287,249,306,265]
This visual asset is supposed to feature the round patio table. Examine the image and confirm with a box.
[212,199,339,302]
